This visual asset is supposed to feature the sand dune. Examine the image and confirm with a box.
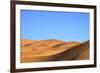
[21,39,35,46]
[21,39,89,63]
[74,40,89,60]
[57,40,89,61]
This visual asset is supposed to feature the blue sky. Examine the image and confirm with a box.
[21,10,90,42]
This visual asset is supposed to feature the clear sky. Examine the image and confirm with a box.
[21,10,90,42]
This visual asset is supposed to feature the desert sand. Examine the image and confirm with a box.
[21,39,89,63]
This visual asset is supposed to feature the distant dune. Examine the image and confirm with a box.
[21,39,89,63]
[21,39,35,46]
